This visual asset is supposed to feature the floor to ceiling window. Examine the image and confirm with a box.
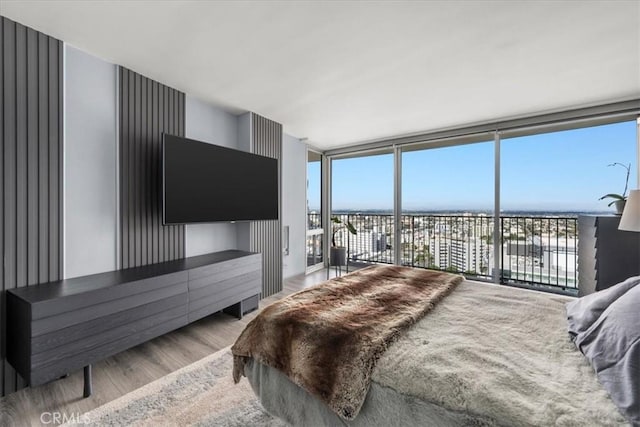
[324,115,638,294]
[306,150,324,272]
[401,140,494,277]
[331,151,395,265]
[500,120,638,289]
[501,121,637,213]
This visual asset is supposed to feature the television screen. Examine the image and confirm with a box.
[163,134,279,224]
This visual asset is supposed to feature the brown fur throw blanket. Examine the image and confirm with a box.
[231,265,463,420]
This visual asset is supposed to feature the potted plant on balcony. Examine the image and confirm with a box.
[330,216,357,266]
[599,162,631,215]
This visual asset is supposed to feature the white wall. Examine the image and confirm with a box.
[63,52,297,278]
[63,51,245,276]
[185,96,239,256]
[282,133,307,278]
[64,45,117,278]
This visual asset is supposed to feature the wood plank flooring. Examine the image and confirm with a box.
[0,269,337,427]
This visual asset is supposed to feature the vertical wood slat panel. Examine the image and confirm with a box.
[158,84,165,263]
[167,89,173,261]
[160,86,169,259]
[128,70,135,267]
[1,16,62,396]
[16,22,27,297]
[249,113,282,298]
[120,68,127,268]
[118,67,184,270]
[147,79,154,262]
[58,39,63,286]
[37,31,48,284]
[170,88,176,258]
[134,72,141,267]
[26,28,38,287]
[162,85,169,260]
[48,36,60,282]
[140,76,147,266]
[150,80,157,264]
[3,16,18,396]
[1,16,4,395]
[177,93,184,259]
[15,23,28,390]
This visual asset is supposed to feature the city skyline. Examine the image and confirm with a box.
[309,121,637,212]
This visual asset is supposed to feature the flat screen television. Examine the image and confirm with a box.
[162,134,278,224]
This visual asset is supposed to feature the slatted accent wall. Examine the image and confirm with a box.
[250,113,283,297]
[119,67,185,269]
[0,17,63,396]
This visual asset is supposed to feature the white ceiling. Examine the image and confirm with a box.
[1,1,639,150]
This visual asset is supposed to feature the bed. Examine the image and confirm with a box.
[232,266,634,426]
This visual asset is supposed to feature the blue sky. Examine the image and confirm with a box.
[308,120,637,212]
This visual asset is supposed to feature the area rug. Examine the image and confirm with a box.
[72,347,286,426]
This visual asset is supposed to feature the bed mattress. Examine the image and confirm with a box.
[243,281,628,426]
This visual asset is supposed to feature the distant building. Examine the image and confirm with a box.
[506,236,543,258]
[429,234,489,273]
[345,228,392,262]
[543,238,577,273]
[371,231,387,252]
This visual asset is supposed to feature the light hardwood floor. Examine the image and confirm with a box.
[0,268,338,427]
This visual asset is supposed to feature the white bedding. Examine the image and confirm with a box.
[244,280,628,426]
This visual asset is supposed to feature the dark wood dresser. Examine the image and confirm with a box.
[578,215,640,296]
[6,250,261,396]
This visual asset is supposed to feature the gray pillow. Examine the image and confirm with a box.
[574,284,640,425]
[566,275,640,339]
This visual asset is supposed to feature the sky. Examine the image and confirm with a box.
[308,120,638,212]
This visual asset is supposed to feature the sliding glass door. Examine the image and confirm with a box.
[306,150,324,272]
[401,140,494,278]
[331,151,395,266]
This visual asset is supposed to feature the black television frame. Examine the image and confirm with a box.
[162,133,279,225]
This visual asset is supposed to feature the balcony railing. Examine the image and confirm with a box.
[306,212,324,269]
[307,212,322,230]
[500,216,577,289]
[325,213,578,293]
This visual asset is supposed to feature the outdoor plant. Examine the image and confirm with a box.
[599,162,631,206]
[331,216,357,247]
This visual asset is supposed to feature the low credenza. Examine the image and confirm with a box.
[6,250,261,397]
